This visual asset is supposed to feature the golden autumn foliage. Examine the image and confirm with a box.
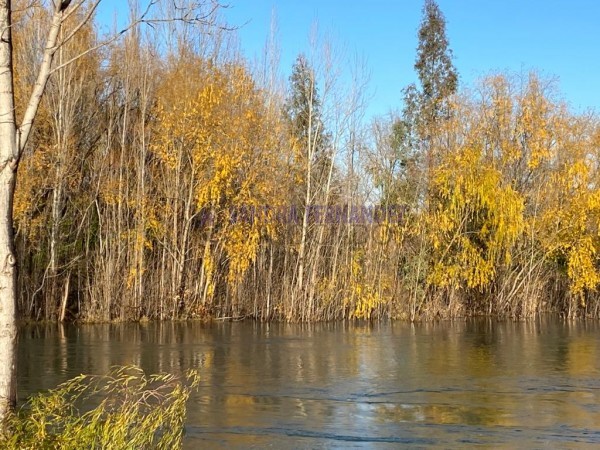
[427,146,524,290]
[344,250,387,320]
[420,74,600,311]
[7,2,600,322]
[535,118,600,299]
[151,57,283,291]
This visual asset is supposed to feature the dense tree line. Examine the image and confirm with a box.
[11,0,600,323]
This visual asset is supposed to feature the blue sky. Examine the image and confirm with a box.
[97,0,599,119]
[220,0,600,115]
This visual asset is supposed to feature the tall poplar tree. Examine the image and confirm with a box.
[402,0,458,172]
[414,0,457,119]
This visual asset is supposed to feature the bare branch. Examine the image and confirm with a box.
[49,0,230,76]
[62,0,88,22]
[17,8,64,157]
[50,0,157,75]
[57,0,101,48]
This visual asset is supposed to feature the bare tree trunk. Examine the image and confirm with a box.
[294,153,311,314]
[0,0,63,419]
[0,166,17,419]
[59,273,70,322]
[0,0,19,421]
[265,242,273,320]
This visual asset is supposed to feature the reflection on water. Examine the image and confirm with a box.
[18,319,600,448]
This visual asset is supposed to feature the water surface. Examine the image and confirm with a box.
[18,319,600,448]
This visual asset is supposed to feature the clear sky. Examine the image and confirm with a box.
[221,0,599,118]
[97,0,600,119]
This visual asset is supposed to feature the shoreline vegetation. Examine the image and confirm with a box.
[0,366,199,449]
[12,0,600,324]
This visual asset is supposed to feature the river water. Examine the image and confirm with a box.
[17,319,600,448]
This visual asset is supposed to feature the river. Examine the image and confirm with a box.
[17,319,600,448]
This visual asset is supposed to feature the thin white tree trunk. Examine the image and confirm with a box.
[0,0,20,420]
[0,1,63,420]
[0,166,17,419]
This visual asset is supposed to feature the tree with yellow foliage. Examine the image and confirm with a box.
[151,56,282,317]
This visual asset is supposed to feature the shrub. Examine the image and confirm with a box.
[0,366,200,450]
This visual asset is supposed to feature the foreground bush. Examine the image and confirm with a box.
[0,366,200,450]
